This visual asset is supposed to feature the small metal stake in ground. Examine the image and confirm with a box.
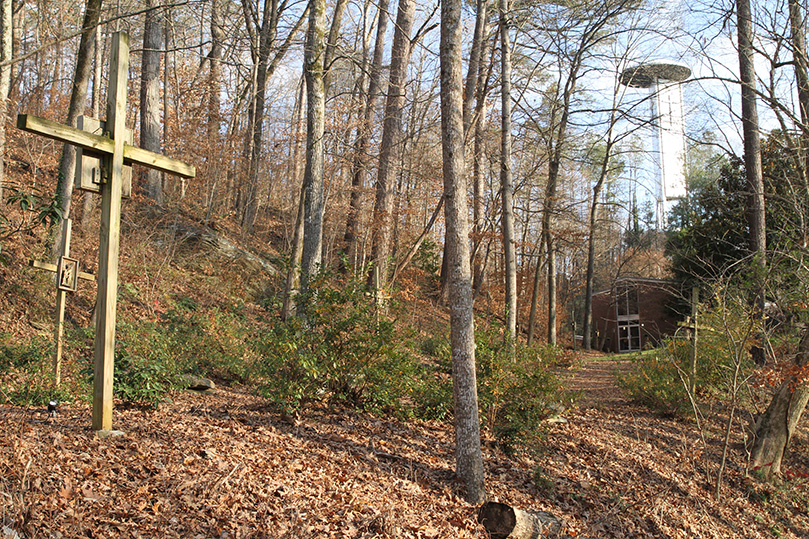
[30,218,95,386]
[17,31,195,431]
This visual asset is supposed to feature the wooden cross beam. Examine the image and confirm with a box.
[30,218,95,386]
[17,32,195,431]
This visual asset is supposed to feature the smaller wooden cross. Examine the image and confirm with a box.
[30,218,95,385]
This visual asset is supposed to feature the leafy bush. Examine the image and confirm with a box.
[0,334,53,373]
[0,335,70,406]
[475,326,567,454]
[113,320,183,407]
[618,347,690,417]
[255,272,427,415]
[618,301,758,418]
[161,301,256,384]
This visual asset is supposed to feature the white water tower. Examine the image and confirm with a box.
[620,61,691,229]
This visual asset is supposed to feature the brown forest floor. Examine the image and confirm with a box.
[2,353,808,539]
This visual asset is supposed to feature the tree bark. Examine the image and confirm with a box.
[441,0,486,505]
[0,0,12,205]
[140,0,163,204]
[300,0,326,297]
[281,76,307,320]
[242,0,277,234]
[736,0,767,364]
[52,0,103,256]
[478,502,561,539]
[499,0,517,342]
[751,329,809,480]
[370,0,415,286]
[343,0,390,270]
[583,129,616,349]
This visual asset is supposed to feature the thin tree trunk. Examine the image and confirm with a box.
[141,0,163,204]
[0,0,12,205]
[52,0,103,256]
[583,131,616,349]
[300,0,326,297]
[441,0,485,505]
[499,0,517,342]
[737,0,767,364]
[370,0,415,286]
[344,0,390,270]
[242,0,277,234]
[788,0,809,221]
[280,75,307,320]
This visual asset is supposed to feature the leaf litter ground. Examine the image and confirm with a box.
[2,355,808,538]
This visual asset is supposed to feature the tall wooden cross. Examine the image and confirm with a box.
[17,32,195,431]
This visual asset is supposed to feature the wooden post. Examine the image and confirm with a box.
[29,218,95,386]
[689,286,699,398]
[16,31,195,431]
[92,32,128,431]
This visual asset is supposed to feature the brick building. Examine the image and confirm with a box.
[591,277,682,353]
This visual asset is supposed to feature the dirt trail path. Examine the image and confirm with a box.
[567,353,634,408]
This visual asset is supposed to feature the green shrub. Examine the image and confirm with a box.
[255,272,427,416]
[0,335,71,406]
[161,303,255,384]
[618,346,690,417]
[475,326,567,454]
[0,334,53,373]
[113,320,183,407]
[618,315,757,418]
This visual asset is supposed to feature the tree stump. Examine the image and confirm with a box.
[478,502,561,538]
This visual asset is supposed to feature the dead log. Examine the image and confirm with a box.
[478,502,561,538]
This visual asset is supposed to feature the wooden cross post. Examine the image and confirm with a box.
[30,218,95,386]
[17,32,195,431]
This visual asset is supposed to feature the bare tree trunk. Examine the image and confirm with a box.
[441,0,485,505]
[583,126,616,349]
[141,0,163,204]
[463,0,488,135]
[281,75,307,320]
[499,0,517,341]
[81,24,103,230]
[52,0,103,256]
[242,0,277,234]
[0,0,12,205]
[788,0,809,221]
[343,0,390,270]
[300,0,326,297]
[736,0,767,364]
[751,329,809,480]
[370,0,415,286]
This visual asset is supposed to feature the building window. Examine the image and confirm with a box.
[616,282,641,352]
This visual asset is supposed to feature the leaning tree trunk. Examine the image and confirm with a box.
[242,0,277,234]
[441,0,486,505]
[583,128,616,349]
[140,0,163,204]
[751,328,809,480]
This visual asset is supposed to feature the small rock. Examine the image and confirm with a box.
[181,375,216,391]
